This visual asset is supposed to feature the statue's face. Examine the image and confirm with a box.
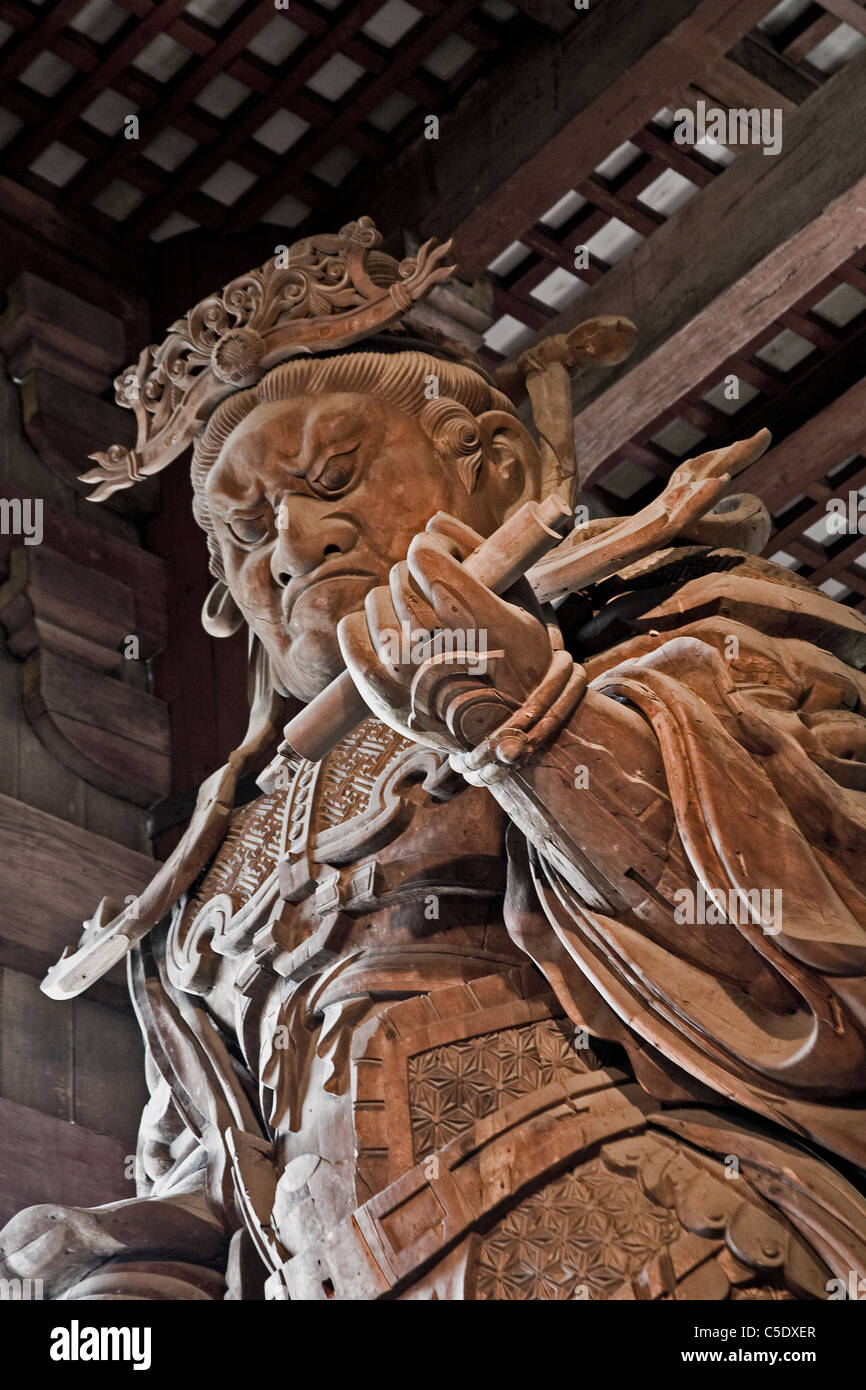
[205,391,521,700]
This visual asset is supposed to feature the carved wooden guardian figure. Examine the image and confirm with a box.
[4,218,866,1300]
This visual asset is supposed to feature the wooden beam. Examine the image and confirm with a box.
[507,0,578,35]
[819,0,866,36]
[788,11,845,63]
[687,53,797,116]
[0,175,151,345]
[536,49,866,485]
[803,533,866,589]
[132,0,482,243]
[765,463,866,554]
[363,0,772,277]
[726,31,821,105]
[0,0,89,86]
[738,374,866,514]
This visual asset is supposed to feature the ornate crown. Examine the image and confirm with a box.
[80,217,456,501]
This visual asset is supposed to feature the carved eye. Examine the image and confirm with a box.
[311,450,358,495]
[320,461,351,490]
[227,514,269,546]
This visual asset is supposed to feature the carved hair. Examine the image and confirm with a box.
[191,349,517,579]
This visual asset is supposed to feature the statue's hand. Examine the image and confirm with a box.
[337,512,553,752]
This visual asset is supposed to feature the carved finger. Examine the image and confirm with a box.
[676,428,772,484]
[406,532,549,676]
[362,584,413,684]
[337,611,413,724]
[388,560,437,636]
[424,511,485,558]
[408,530,548,633]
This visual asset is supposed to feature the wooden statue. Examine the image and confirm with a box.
[3,217,866,1301]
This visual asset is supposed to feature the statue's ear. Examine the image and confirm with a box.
[476,410,541,501]
[201,579,244,637]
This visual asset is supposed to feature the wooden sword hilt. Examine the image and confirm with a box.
[258,493,573,788]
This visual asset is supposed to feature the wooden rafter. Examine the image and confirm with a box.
[0,0,90,86]
[527,48,866,488]
[819,0,866,34]
[0,0,528,249]
[363,0,776,278]
[127,0,483,242]
[63,1,280,210]
[2,0,193,174]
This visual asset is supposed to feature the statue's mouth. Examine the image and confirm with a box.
[283,565,379,621]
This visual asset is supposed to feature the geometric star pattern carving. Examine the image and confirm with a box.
[409,1017,595,1161]
[475,1157,679,1301]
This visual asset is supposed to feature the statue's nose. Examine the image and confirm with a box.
[270,499,358,588]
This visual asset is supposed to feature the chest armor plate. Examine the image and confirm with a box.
[167,717,511,1000]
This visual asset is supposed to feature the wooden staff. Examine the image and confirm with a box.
[259,493,573,786]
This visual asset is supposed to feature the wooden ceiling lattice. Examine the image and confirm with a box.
[0,0,534,244]
[478,0,866,367]
[476,115,733,365]
[460,0,866,610]
[0,0,863,606]
[582,250,866,608]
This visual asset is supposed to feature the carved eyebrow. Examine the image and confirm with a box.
[304,411,366,457]
[309,437,362,469]
[304,425,361,464]
[206,461,266,514]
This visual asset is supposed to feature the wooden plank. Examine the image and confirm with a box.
[543,50,866,485]
[0,545,135,671]
[22,648,171,805]
[83,782,151,856]
[0,489,167,659]
[0,269,128,394]
[0,1095,132,1229]
[0,790,157,987]
[783,10,839,62]
[0,177,151,313]
[363,0,771,276]
[25,648,169,754]
[0,966,73,1121]
[71,993,148,1140]
[16,713,86,833]
[689,53,798,115]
